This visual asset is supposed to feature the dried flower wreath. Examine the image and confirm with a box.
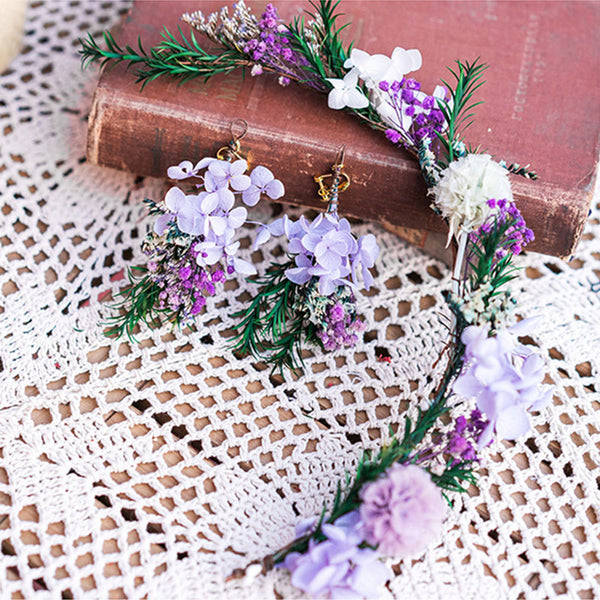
[80,2,552,597]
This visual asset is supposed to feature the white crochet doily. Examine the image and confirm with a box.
[0,1,599,598]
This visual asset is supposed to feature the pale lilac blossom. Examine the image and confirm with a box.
[154,157,280,277]
[254,212,378,295]
[167,160,199,180]
[242,165,285,207]
[206,159,251,191]
[452,319,553,447]
[283,511,391,599]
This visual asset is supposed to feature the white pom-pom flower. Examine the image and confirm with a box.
[431,153,513,243]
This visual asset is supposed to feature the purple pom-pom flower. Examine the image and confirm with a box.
[359,464,446,558]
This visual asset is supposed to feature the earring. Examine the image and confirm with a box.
[232,147,380,374]
[105,119,285,340]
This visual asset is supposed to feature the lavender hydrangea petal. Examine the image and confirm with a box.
[253,226,271,250]
[301,233,321,253]
[294,516,318,538]
[265,178,285,199]
[195,243,222,266]
[227,206,248,229]
[207,160,229,180]
[508,315,542,335]
[207,216,227,236]
[249,165,274,187]
[495,405,530,440]
[230,173,252,191]
[241,186,261,207]
[154,213,172,235]
[196,157,216,170]
[231,257,257,276]
[287,237,305,255]
[167,160,195,180]
[285,266,312,285]
[165,186,187,213]
[230,159,248,176]
[200,192,219,214]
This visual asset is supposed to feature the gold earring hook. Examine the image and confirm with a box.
[216,119,248,161]
[314,145,350,209]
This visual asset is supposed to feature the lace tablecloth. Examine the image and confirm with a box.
[1,2,599,598]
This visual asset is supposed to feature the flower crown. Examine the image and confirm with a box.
[80,2,552,597]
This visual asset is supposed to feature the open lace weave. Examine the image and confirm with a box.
[0,1,599,599]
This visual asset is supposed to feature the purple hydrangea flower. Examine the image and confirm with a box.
[241,165,284,207]
[254,212,379,295]
[359,464,447,558]
[452,319,553,447]
[283,511,391,599]
[205,159,251,192]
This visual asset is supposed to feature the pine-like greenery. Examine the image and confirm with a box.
[231,259,314,374]
[103,266,181,340]
[80,27,249,87]
[435,59,488,167]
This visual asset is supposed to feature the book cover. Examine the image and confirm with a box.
[86,0,600,258]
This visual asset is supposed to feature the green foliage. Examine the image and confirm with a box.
[79,27,248,87]
[231,259,313,375]
[499,160,538,180]
[271,314,471,564]
[435,59,488,166]
[468,217,520,297]
[103,266,181,340]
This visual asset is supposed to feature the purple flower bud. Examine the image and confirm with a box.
[385,129,402,144]
[379,80,390,92]
[406,78,421,91]
[422,96,435,110]
[211,269,225,283]
[179,266,192,280]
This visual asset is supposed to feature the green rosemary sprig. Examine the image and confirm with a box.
[103,265,180,340]
[435,59,488,167]
[468,218,520,295]
[79,27,249,87]
[231,258,310,374]
[285,1,389,134]
[267,313,469,565]
[499,160,538,180]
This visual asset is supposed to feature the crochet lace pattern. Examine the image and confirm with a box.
[0,2,599,598]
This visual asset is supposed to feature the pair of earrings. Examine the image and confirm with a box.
[107,121,379,374]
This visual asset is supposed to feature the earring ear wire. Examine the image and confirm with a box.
[216,118,249,161]
[314,145,350,215]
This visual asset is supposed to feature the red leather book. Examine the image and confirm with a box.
[86,0,600,258]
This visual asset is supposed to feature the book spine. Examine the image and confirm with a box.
[86,85,588,259]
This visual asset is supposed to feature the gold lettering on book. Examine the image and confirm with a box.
[215,71,244,103]
[511,13,540,121]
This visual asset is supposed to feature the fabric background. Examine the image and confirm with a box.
[0,2,598,598]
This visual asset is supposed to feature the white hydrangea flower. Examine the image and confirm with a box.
[431,153,513,243]
[326,69,369,110]
[344,47,422,90]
